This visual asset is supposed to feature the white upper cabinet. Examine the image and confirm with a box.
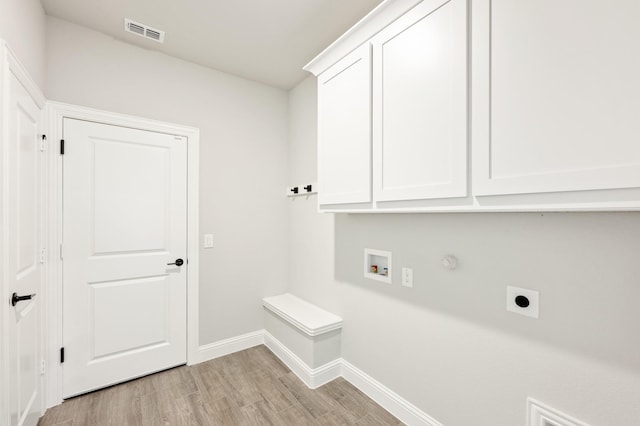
[306,0,640,212]
[472,0,640,196]
[317,44,372,206]
[372,0,467,202]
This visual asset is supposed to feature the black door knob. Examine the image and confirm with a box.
[167,258,184,267]
[11,292,36,306]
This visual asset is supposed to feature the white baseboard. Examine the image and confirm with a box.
[263,331,341,389]
[341,360,443,426]
[195,330,265,364]
[195,330,440,426]
[527,398,590,426]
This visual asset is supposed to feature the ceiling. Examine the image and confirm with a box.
[40,0,383,89]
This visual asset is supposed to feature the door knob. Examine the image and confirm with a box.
[167,258,184,266]
[11,292,36,306]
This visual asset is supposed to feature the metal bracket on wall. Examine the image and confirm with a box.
[286,183,317,197]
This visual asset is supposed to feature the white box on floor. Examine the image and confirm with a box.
[262,293,342,370]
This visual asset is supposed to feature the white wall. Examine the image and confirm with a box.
[288,77,335,292]
[0,0,45,87]
[288,77,640,426]
[46,17,290,345]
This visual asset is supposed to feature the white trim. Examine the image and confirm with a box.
[0,39,8,426]
[341,360,443,426]
[45,101,200,407]
[195,330,265,364]
[263,332,341,389]
[186,115,200,368]
[527,398,591,426]
[319,186,640,213]
[303,0,423,76]
[4,43,46,108]
[46,101,200,136]
[262,330,440,424]
[40,320,442,426]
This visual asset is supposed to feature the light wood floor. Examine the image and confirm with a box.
[39,345,402,425]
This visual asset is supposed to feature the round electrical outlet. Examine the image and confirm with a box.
[515,295,530,308]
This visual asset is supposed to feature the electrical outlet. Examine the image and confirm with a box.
[203,234,214,248]
[402,267,413,287]
[506,286,539,318]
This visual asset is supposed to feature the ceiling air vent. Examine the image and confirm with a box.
[124,18,165,43]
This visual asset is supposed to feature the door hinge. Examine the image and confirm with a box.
[60,347,65,364]
[40,134,47,152]
[40,248,46,264]
[60,139,65,155]
[60,243,64,260]
[41,359,46,375]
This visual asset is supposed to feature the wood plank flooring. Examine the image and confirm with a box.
[39,345,402,425]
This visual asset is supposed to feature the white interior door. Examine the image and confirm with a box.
[62,118,187,398]
[6,72,43,426]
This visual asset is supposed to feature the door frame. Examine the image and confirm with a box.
[44,101,200,407]
[0,40,47,424]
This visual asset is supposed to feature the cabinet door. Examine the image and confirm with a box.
[317,44,372,205]
[372,0,467,202]
[473,0,640,196]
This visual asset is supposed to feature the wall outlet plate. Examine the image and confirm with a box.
[507,286,539,319]
[401,267,413,287]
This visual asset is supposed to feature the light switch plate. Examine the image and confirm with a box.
[402,267,413,287]
[203,234,214,248]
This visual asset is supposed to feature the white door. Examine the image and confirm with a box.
[371,0,467,202]
[6,72,43,425]
[317,43,372,206]
[62,118,187,398]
